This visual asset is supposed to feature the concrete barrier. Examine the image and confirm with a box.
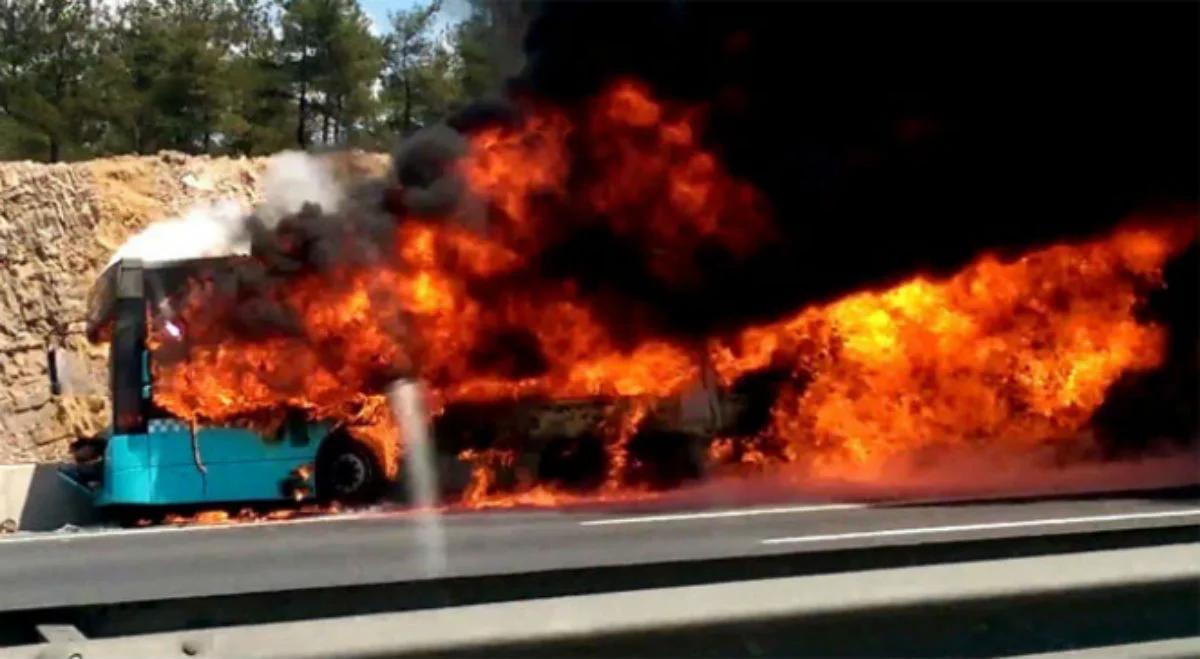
[0,463,97,532]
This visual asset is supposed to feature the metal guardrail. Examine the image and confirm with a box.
[1009,638,1200,659]
[5,542,1197,659]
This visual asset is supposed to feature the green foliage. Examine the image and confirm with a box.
[98,0,234,154]
[277,0,384,148]
[0,0,102,161]
[0,0,517,162]
[218,0,296,155]
[453,0,530,100]
[382,0,457,136]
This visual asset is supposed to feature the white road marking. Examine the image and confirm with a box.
[580,503,867,527]
[0,511,380,545]
[760,508,1200,545]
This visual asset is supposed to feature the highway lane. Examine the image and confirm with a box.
[0,489,1197,612]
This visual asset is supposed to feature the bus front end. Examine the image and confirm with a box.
[56,257,385,516]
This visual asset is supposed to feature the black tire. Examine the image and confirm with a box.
[106,505,162,528]
[316,436,385,504]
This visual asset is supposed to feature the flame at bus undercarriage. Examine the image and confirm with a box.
[145,80,1198,506]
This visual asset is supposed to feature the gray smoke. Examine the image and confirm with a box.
[392,124,487,232]
[256,150,345,229]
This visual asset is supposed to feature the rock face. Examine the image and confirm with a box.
[0,151,389,463]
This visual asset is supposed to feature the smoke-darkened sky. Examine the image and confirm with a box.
[512,1,1198,331]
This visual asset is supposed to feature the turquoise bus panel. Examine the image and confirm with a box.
[97,420,330,507]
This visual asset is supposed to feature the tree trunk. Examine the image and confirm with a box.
[297,85,309,147]
[297,37,309,148]
[402,71,413,135]
[334,95,343,143]
[202,108,212,153]
[51,37,65,163]
[322,110,330,145]
[50,44,65,162]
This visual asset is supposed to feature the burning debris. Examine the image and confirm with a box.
[154,503,341,528]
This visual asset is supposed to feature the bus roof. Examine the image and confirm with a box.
[85,256,256,343]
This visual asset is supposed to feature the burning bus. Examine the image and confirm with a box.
[54,256,390,513]
[46,72,1198,517]
[53,250,761,515]
[55,218,1193,516]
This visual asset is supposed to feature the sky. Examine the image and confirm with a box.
[359,0,469,36]
[96,0,467,39]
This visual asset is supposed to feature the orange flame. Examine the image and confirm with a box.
[143,76,1196,510]
[710,222,1193,481]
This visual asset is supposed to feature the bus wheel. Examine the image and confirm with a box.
[107,505,162,528]
[316,437,384,504]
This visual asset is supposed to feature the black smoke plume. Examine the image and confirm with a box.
[167,3,1198,448]
[513,1,1198,332]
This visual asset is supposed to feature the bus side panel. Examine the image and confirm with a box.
[195,427,322,502]
[99,424,326,507]
[96,433,153,506]
[197,426,324,465]
[99,431,208,506]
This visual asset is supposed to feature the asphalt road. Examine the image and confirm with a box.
[0,488,1197,613]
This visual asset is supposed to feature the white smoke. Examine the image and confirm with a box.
[256,150,344,228]
[107,199,251,266]
[107,152,345,265]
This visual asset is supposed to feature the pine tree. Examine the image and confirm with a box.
[279,0,335,148]
[155,0,232,153]
[382,0,444,136]
[278,0,382,148]
[220,0,295,154]
[0,0,101,162]
[96,0,235,155]
[453,0,530,100]
[318,1,382,146]
[0,0,521,162]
